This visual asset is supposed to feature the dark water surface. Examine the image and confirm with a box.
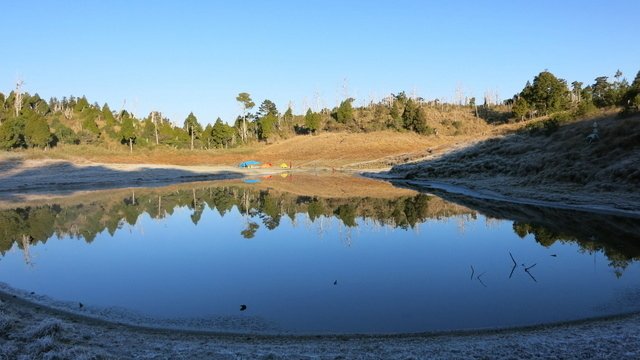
[1,176,639,334]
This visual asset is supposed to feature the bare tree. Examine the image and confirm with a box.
[151,111,161,145]
[236,93,254,143]
[14,79,24,117]
[455,83,465,106]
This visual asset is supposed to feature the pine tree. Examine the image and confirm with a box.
[0,117,26,150]
[258,113,277,141]
[304,109,320,134]
[120,116,136,153]
[512,97,530,121]
[183,112,202,150]
[520,71,570,115]
[334,98,355,124]
[24,116,52,149]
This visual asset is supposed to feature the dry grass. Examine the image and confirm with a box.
[8,130,495,169]
[396,113,640,194]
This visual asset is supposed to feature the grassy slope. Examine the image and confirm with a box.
[11,130,492,169]
[390,112,640,209]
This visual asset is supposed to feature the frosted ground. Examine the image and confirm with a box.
[2,284,640,359]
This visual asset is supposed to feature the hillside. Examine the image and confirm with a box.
[388,113,640,212]
[11,130,500,169]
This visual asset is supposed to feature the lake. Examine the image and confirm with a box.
[1,174,639,335]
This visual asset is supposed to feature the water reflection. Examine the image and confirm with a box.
[2,178,639,275]
[391,181,640,277]
[2,176,640,334]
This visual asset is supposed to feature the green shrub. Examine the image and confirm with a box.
[574,100,597,117]
[523,118,560,136]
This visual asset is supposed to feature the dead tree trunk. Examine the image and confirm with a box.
[153,111,160,145]
[15,80,24,117]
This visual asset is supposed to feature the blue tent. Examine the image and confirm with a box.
[243,179,261,184]
[238,160,261,168]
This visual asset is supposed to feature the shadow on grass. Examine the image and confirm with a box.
[384,113,640,191]
[0,159,244,200]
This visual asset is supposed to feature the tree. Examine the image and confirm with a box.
[520,71,570,115]
[469,97,479,117]
[256,99,279,142]
[150,111,161,145]
[282,106,294,128]
[28,94,50,116]
[0,117,26,150]
[24,116,52,149]
[389,101,402,129]
[211,118,234,148]
[256,99,278,119]
[400,99,432,135]
[236,93,255,143]
[333,98,355,124]
[183,112,202,150]
[613,70,630,106]
[102,104,116,126]
[592,76,614,107]
[622,70,640,113]
[120,116,136,153]
[304,109,321,134]
[51,120,79,145]
[571,81,583,103]
[202,124,213,148]
[81,114,100,137]
[258,113,277,141]
[512,97,530,121]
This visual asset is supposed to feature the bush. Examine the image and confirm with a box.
[0,117,26,149]
[574,100,597,117]
[523,118,560,136]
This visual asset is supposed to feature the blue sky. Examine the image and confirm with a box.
[2,0,639,125]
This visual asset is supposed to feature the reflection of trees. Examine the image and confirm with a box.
[513,221,636,277]
[241,221,259,239]
[395,182,640,277]
[334,205,357,227]
[3,182,639,274]
[0,187,467,256]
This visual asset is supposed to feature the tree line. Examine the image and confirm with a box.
[510,69,640,121]
[1,69,638,151]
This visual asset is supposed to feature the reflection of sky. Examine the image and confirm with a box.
[1,204,640,334]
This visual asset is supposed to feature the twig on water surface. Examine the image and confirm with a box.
[477,271,487,288]
[509,252,517,267]
[508,252,517,279]
[524,263,537,282]
[470,265,475,280]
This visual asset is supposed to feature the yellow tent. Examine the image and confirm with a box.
[279,163,289,168]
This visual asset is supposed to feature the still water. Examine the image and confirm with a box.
[1,176,639,334]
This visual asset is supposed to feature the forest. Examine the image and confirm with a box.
[1,69,638,152]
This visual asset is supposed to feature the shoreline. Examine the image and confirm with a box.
[365,171,640,217]
[3,281,640,339]
[2,283,640,359]
[0,158,295,196]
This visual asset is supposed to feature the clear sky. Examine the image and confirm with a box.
[2,0,639,125]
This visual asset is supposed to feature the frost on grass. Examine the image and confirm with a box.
[0,312,15,333]
[27,335,56,355]
[25,318,65,339]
